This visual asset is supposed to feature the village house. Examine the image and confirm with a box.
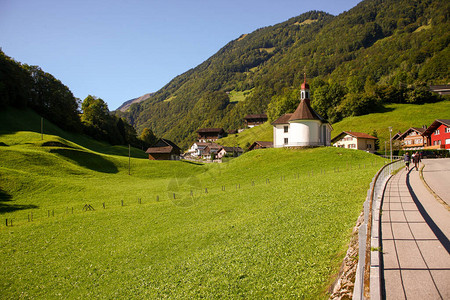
[217,146,244,158]
[244,114,268,128]
[272,77,332,148]
[247,141,273,151]
[331,131,378,153]
[145,139,181,160]
[197,128,225,142]
[423,119,450,150]
[393,127,428,150]
[202,143,222,159]
[187,142,220,157]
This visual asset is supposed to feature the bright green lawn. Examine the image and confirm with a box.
[0,114,386,298]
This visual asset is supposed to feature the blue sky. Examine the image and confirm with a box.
[1,0,362,110]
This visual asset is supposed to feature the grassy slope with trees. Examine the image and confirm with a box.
[120,0,449,148]
[0,109,386,298]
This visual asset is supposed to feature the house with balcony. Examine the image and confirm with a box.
[393,127,428,150]
[423,119,450,150]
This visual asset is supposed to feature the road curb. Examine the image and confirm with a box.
[419,163,450,211]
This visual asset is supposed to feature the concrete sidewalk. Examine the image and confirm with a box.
[380,162,450,299]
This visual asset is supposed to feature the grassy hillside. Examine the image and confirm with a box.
[0,107,147,158]
[217,122,273,150]
[217,101,450,151]
[0,118,386,298]
[121,0,449,148]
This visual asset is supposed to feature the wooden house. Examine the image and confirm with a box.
[423,119,450,150]
[244,114,268,128]
[394,127,427,150]
[247,141,273,151]
[187,142,220,157]
[331,131,378,153]
[197,128,225,142]
[202,143,222,158]
[145,139,181,160]
[217,146,244,158]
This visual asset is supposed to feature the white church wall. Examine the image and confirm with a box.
[289,120,321,146]
[273,125,290,148]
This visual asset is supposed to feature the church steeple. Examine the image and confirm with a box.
[300,73,310,100]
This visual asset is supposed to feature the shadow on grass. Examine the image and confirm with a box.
[0,189,38,214]
[50,148,119,173]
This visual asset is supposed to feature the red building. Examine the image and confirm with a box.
[423,119,450,150]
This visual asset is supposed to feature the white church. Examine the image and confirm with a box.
[272,78,332,147]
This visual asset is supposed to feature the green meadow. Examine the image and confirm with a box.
[0,109,386,298]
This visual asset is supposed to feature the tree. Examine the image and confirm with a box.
[140,128,157,147]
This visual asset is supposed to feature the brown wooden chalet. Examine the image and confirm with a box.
[197,128,225,142]
[247,141,273,151]
[429,85,450,95]
[145,139,181,160]
[244,113,268,127]
[393,127,428,150]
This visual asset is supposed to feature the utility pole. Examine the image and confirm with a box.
[128,144,131,175]
[389,126,393,162]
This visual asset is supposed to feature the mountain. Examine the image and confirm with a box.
[116,93,153,112]
[118,0,449,148]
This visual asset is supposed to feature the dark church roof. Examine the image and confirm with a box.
[288,98,325,122]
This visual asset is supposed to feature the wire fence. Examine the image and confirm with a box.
[2,159,387,229]
[353,159,404,300]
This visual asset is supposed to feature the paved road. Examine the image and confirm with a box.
[380,162,450,299]
[421,158,450,206]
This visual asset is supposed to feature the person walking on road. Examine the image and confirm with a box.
[412,151,421,171]
[404,152,411,171]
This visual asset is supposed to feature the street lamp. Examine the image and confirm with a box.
[385,141,387,158]
[389,126,393,162]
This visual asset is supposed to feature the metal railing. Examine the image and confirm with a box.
[353,159,404,299]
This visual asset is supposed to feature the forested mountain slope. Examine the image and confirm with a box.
[119,0,449,148]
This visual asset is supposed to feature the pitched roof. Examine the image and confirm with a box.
[396,127,427,140]
[152,138,180,149]
[197,128,224,133]
[145,146,174,154]
[248,141,273,150]
[220,146,244,153]
[255,141,273,147]
[194,142,220,148]
[423,119,450,136]
[245,113,267,119]
[331,131,378,143]
[272,113,293,125]
[289,98,325,122]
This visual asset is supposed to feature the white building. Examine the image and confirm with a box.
[272,78,332,147]
[331,131,378,153]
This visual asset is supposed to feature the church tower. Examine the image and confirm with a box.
[300,73,310,100]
